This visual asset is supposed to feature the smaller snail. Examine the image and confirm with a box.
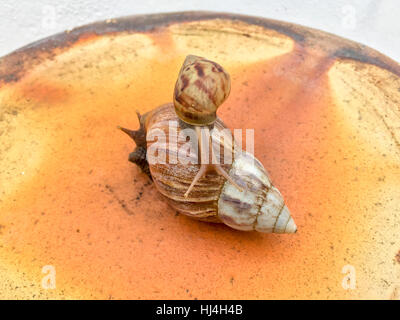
[173,55,240,198]
[119,55,297,233]
[173,55,230,126]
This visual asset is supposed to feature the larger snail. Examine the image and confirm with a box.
[119,55,297,233]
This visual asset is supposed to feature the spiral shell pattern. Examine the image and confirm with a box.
[218,151,297,233]
[145,103,232,222]
[144,104,297,233]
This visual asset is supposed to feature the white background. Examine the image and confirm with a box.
[0,0,399,62]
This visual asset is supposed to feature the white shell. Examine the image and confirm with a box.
[218,151,297,233]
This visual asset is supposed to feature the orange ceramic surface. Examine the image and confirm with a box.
[0,12,399,299]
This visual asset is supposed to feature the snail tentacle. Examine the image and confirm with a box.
[118,111,147,149]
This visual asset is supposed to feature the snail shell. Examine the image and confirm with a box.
[173,55,231,125]
[138,103,297,233]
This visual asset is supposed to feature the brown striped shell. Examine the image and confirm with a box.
[173,55,231,125]
[142,104,297,233]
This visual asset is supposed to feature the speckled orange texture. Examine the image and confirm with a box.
[0,13,399,299]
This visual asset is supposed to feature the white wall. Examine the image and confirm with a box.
[1,0,399,62]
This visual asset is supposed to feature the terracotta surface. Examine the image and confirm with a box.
[0,12,399,299]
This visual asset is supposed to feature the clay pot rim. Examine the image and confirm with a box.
[1,10,399,86]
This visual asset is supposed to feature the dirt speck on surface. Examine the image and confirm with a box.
[105,184,135,216]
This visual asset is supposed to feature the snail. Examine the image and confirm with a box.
[119,55,297,233]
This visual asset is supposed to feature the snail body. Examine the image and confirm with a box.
[120,55,296,233]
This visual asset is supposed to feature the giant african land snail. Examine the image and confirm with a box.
[119,55,297,233]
